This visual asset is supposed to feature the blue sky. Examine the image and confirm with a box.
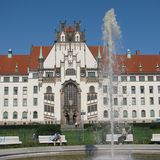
[0,0,160,54]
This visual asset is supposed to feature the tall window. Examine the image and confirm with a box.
[150,97,154,105]
[122,97,127,105]
[23,87,27,95]
[158,86,160,94]
[113,98,118,105]
[131,86,136,94]
[3,111,8,119]
[64,83,78,108]
[149,86,153,93]
[33,111,38,119]
[141,110,146,117]
[123,110,128,118]
[4,87,9,95]
[150,110,155,117]
[33,86,38,94]
[103,85,107,93]
[13,87,18,95]
[132,110,137,118]
[13,111,18,119]
[104,110,108,118]
[140,86,145,94]
[103,97,108,105]
[23,98,27,106]
[113,86,118,94]
[132,97,136,105]
[13,98,18,107]
[114,110,118,118]
[141,97,145,105]
[33,98,38,106]
[4,99,8,107]
[22,111,27,119]
[122,86,127,94]
[89,86,95,92]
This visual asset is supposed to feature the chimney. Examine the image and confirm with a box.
[136,50,141,55]
[8,49,13,58]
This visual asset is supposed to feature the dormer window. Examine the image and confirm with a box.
[75,33,80,42]
[61,32,65,42]
[61,36,65,42]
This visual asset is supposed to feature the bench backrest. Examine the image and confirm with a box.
[0,136,22,144]
[106,134,133,142]
[39,135,66,142]
[152,134,160,138]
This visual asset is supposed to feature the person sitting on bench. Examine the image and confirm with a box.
[118,128,127,144]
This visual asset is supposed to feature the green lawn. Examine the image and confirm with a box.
[0,123,160,148]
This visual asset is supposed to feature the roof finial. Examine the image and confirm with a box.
[39,45,43,59]
[98,46,101,59]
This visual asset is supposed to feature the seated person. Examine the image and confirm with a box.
[52,133,61,141]
[118,128,127,144]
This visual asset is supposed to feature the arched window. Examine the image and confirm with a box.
[114,110,118,118]
[64,83,77,107]
[13,111,18,119]
[33,111,38,119]
[3,111,8,119]
[89,86,95,92]
[123,110,128,118]
[150,110,155,117]
[141,110,146,117]
[104,110,108,118]
[132,110,137,118]
[46,86,52,93]
[22,111,27,119]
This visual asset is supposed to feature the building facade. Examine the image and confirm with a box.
[0,21,160,125]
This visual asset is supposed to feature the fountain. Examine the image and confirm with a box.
[102,8,121,158]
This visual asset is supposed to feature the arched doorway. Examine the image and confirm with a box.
[61,79,81,126]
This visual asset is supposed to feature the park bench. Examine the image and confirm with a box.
[151,134,160,143]
[106,134,133,144]
[0,136,22,145]
[38,135,67,145]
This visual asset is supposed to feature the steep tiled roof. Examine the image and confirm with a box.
[0,54,29,75]
[89,46,160,74]
[0,45,159,75]
[29,46,52,71]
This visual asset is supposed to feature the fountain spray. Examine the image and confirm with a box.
[102,8,121,158]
